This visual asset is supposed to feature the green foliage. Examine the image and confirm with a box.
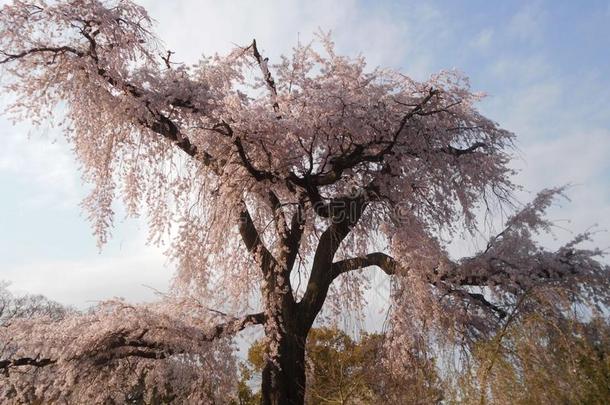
[128,317,610,404]
[303,327,379,403]
[239,327,443,404]
[453,315,610,405]
[230,363,261,405]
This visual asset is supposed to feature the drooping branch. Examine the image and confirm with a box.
[328,247,589,322]
[144,113,226,175]
[205,311,266,339]
[331,244,594,294]
[0,39,226,176]
[1,34,490,217]
[447,290,508,319]
[1,35,299,189]
[0,311,265,373]
[438,248,587,288]
[440,142,486,157]
[330,251,505,315]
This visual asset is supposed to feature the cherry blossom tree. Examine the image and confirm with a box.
[0,1,608,403]
[0,282,69,326]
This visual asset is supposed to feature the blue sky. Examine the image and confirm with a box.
[0,0,609,308]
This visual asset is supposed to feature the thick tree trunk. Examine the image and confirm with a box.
[260,325,309,405]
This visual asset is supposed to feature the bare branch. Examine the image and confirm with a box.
[440,142,486,157]
[0,45,83,64]
[249,39,280,117]
[331,252,399,279]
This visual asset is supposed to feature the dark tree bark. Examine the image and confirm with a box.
[260,312,309,405]
[259,196,367,405]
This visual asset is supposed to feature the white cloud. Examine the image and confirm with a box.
[491,79,563,138]
[513,129,610,249]
[4,236,172,308]
[516,129,610,188]
[0,118,81,209]
[137,0,447,79]
[445,127,610,259]
[480,51,610,255]
[490,54,553,83]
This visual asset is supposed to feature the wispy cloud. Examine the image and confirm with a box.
[507,2,546,43]
[138,0,451,78]
[4,232,172,308]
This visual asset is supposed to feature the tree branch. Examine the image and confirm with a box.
[438,249,583,288]
[299,195,367,327]
[331,252,507,319]
[284,198,306,272]
[447,289,508,319]
[249,39,280,117]
[0,312,265,373]
[281,89,442,215]
[331,252,399,279]
[440,142,486,157]
[0,45,83,64]
[210,121,276,182]
[0,40,227,175]
[238,202,279,274]
[205,311,266,340]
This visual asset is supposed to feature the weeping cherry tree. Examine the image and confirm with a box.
[0,1,608,404]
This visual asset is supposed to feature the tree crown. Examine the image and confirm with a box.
[0,1,608,403]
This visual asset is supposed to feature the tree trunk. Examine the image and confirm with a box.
[260,325,308,405]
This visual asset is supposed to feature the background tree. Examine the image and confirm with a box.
[0,1,608,403]
[0,283,68,403]
[452,309,610,405]
[0,281,69,327]
[238,327,442,404]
